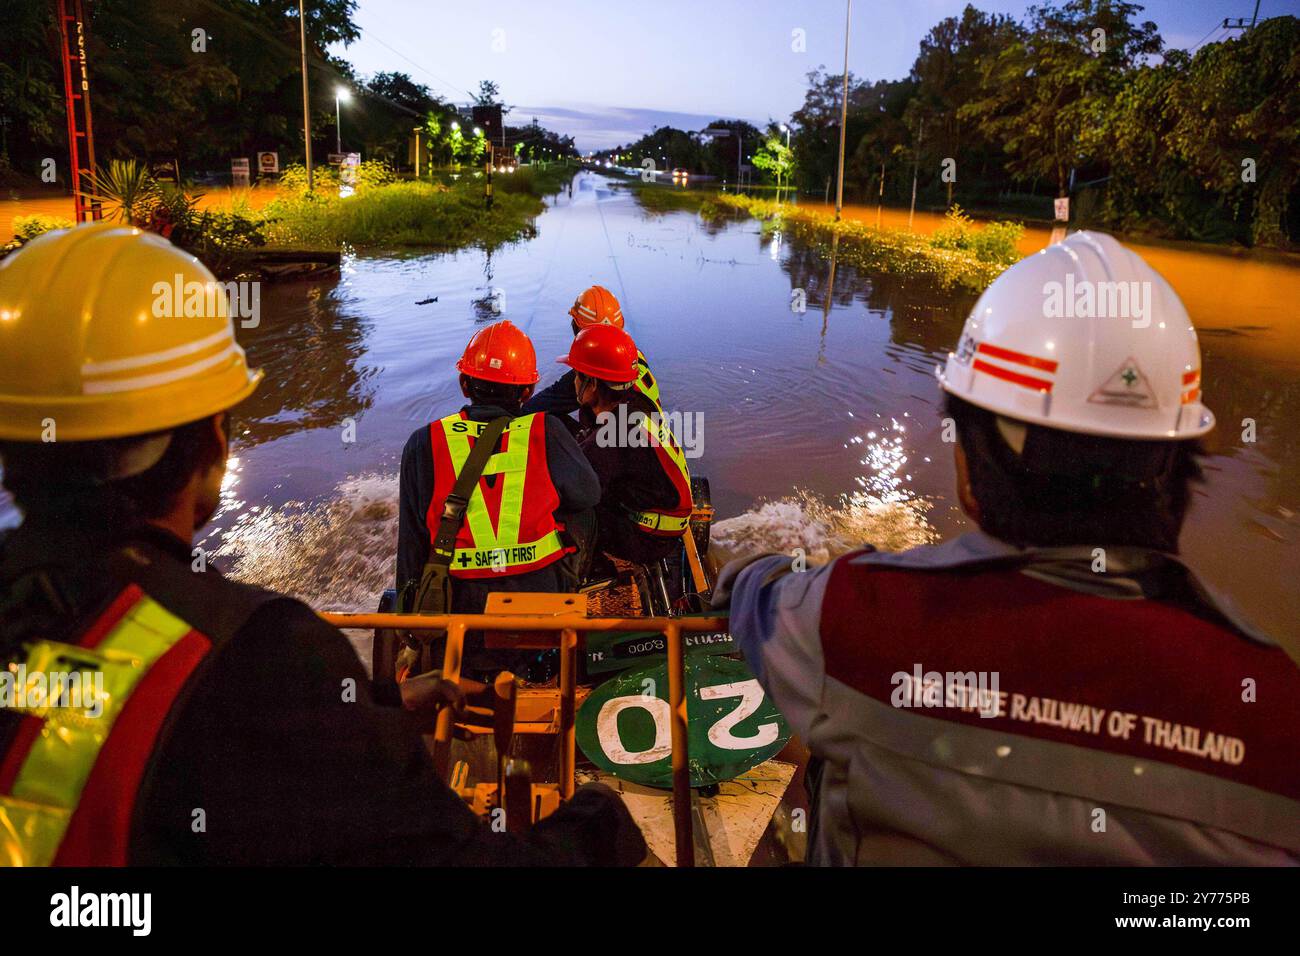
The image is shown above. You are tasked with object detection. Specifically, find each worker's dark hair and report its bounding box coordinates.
[0,416,226,519]
[460,373,531,413]
[574,372,634,407]
[945,394,1202,552]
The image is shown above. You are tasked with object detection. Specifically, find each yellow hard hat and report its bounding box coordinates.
[0,222,262,441]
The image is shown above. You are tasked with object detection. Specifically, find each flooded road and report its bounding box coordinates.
[4,173,1297,649]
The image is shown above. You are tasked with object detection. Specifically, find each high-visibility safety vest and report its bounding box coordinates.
[0,583,214,866]
[624,390,693,538]
[633,350,659,405]
[427,412,570,578]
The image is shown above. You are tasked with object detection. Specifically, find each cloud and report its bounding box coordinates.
[512,102,761,152]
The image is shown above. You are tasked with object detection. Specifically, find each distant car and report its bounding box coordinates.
[672,167,690,184]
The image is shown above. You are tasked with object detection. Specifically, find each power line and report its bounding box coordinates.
[187,0,424,118]
[1186,23,1224,52]
[352,23,478,102]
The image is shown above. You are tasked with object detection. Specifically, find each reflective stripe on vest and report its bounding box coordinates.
[0,584,211,866]
[634,350,660,405]
[431,412,567,578]
[624,396,693,537]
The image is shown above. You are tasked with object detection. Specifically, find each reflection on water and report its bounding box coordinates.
[4,173,1295,649]
[233,279,376,448]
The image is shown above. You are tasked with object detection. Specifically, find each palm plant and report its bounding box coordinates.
[88,159,158,224]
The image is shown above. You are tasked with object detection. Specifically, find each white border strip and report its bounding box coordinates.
[81,327,233,376]
[82,344,239,394]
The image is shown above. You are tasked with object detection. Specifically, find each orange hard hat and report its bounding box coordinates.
[457,320,539,385]
[568,284,624,329]
[558,324,638,383]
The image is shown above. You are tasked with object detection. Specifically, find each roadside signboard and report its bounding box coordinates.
[257,151,279,175]
[231,157,250,187]
[151,160,179,184]
[576,655,790,789]
[1054,196,1070,221]
[327,152,346,165]
[340,152,360,187]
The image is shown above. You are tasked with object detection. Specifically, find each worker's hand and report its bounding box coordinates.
[398,670,466,719]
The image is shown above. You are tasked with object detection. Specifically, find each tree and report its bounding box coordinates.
[751,123,793,187]
[906,5,1022,205]
[1167,17,1299,246]
[959,0,1160,196]
[0,0,64,173]
[353,72,441,165]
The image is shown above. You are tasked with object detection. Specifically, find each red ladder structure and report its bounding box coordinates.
[55,0,102,222]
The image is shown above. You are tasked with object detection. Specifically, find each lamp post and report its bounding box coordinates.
[335,87,350,155]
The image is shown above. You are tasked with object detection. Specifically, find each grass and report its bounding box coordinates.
[2,162,576,265]
[625,182,710,215]
[702,194,1025,292]
[260,164,572,250]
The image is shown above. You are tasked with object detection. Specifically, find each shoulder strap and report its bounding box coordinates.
[429,415,512,568]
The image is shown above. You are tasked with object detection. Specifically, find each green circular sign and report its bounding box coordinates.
[576,655,790,789]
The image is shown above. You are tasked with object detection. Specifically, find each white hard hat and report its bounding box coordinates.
[938,231,1213,440]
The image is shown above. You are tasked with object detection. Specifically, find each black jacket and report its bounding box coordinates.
[521,370,580,418]
[0,489,644,865]
[580,392,683,565]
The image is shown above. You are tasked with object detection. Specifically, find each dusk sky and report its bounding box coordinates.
[332,0,1297,150]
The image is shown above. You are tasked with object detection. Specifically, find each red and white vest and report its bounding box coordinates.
[427,412,570,578]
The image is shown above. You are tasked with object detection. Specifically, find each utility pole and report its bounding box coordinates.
[1221,1,1263,34]
[834,0,852,220]
[298,0,313,191]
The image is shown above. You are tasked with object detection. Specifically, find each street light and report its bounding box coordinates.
[335,87,350,154]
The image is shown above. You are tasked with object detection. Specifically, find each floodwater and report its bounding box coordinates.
[3,173,1297,650]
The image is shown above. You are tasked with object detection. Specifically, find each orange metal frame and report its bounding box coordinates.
[322,608,729,867]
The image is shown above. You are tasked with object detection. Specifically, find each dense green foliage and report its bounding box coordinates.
[598,3,1297,247]
[0,1,574,181]
[706,194,1023,292]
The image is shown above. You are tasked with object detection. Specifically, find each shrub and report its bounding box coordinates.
[12,213,76,241]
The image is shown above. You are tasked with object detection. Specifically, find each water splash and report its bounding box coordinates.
[208,472,936,612]
[212,474,399,611]
[711,488,937,567]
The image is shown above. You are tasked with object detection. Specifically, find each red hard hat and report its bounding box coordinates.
[569,285,625,329]
[558,324,638,383]
[457,320,539,385]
